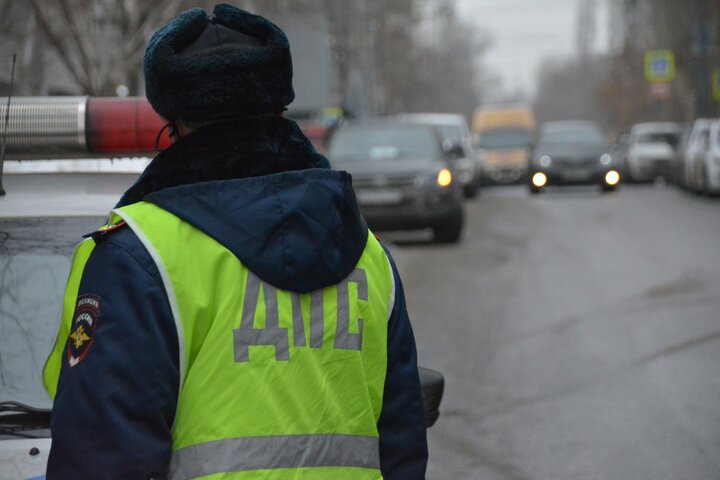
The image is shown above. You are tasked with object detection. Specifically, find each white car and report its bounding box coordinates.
[699,119,720,195]
[625,122,681,182]
[397,113,480,198]
[0,159,146,479]
[682,119,712,192]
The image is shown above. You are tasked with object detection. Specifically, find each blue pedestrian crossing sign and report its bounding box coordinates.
[644,50,675,83]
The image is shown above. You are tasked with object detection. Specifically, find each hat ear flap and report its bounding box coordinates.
[144,8,209,118]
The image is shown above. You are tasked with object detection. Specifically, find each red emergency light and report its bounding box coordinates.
[86,97,171,153]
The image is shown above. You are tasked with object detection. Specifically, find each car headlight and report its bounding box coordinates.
[415,168,453,188]
[600,153,612,166]
[605,170,620,185]
[532,172,548,187]
[539,155,552,167]
[437,168,453,187]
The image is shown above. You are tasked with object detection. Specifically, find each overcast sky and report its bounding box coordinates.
[455,0,609,98]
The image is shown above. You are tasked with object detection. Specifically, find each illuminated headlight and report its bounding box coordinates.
[600,153,613,166]
[539,155,552,168]
[532,172,547,188]
[437,168,453,187]
[605,170,620,185]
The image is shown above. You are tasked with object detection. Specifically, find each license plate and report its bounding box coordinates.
[356,189,402,206]
[562,169,592,181]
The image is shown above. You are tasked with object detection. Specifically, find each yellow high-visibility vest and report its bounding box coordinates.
[45,201,394,479]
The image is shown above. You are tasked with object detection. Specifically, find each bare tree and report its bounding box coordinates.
[251,0,490,117]
[408,0,489,119]
[26,0,198,95]
[2,0,493,117]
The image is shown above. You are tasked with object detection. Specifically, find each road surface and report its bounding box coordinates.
[386,184,720,480]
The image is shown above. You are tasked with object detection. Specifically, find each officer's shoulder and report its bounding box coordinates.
[83,220,160,275]
[84,220,129,243]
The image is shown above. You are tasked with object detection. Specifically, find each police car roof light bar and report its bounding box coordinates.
[0,96,170,160]
[0,53,17,196]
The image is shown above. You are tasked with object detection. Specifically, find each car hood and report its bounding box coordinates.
[0,437,51,480]
[331,158,442,178]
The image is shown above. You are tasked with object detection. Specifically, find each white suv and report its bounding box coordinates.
[625,122,681,182]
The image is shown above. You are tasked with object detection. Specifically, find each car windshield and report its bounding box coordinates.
[636,132,679,147]
[476,128,532,149]
[328,124,440,162]
[435,124,464,145]
[0,216,104,409]
[538,125,606,148]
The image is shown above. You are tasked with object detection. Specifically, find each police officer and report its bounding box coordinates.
[44,4,427,479]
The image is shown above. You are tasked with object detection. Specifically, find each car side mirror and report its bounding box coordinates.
[418,366,444,427]
[443,140,465,159]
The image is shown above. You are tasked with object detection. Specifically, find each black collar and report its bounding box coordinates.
[116,116,329,207]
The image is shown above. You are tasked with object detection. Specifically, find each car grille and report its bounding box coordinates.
[351,173,418,189]
[556,157,597,169]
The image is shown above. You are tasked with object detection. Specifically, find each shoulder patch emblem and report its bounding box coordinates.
[66,295,101,367]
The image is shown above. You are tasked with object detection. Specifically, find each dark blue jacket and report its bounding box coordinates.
[47,117,427,479]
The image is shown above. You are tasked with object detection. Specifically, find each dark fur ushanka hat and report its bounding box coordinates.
[143,3,294,121]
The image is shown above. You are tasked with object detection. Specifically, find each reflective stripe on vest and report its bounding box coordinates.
[43,237,96,398]
[170,433,379,479]
[114,201,393,479]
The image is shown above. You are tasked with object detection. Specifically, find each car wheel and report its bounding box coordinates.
[624,167,635,184]
[529,186,542,195]
[463,183,478,199]
[701,165,710,195]
[601,184,616,193]
[433,209,464,244]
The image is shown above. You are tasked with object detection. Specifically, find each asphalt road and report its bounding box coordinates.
[385,184,720,480]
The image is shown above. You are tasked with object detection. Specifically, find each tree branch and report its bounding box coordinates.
[29,0,90,93]
[57,0,97,92]
[122,0,178,62]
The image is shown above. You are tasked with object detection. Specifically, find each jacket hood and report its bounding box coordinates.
[117,117,368,293]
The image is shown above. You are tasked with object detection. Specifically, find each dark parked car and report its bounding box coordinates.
[529,121,621,194]
[327,120,465,243]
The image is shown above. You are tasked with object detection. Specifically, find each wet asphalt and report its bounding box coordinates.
[384,183,720,480]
